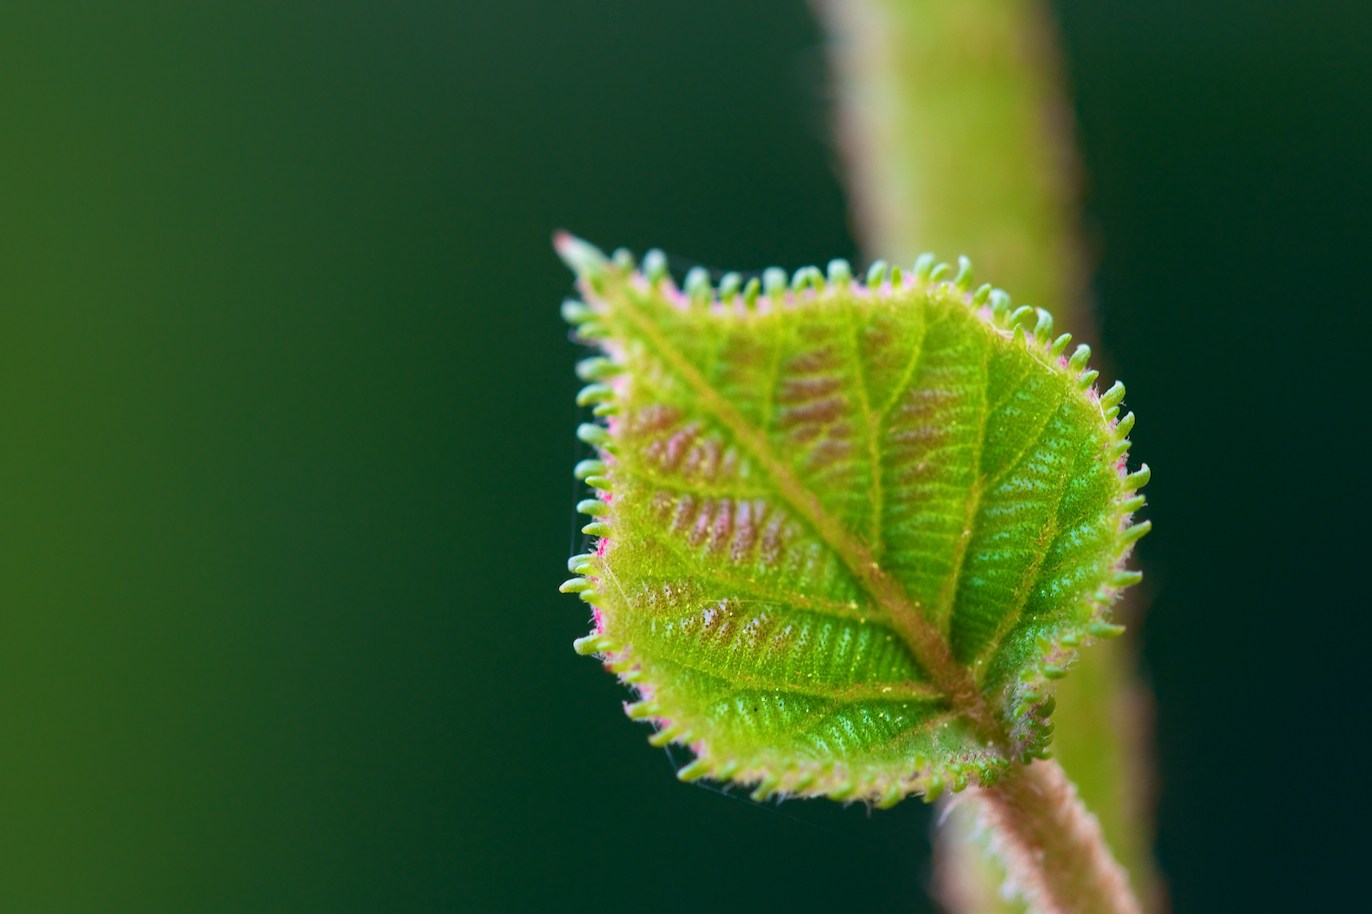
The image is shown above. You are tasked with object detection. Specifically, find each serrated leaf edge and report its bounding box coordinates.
[555,235,1151,803]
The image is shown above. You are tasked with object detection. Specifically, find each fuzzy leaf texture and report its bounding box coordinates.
[555,233,1150,808]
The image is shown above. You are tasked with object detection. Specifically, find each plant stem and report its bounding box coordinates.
[973,760,1141,914]
[814,1,1163,909]
[812,0,1087,334]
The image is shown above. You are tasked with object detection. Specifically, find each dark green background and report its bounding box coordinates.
[0,2,1365,911]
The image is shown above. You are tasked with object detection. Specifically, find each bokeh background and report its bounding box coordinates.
[0,2,1366,911]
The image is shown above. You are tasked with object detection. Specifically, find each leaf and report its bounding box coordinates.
[555,235,1150,807]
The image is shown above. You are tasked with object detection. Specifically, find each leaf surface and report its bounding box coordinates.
[557,237,1149,806]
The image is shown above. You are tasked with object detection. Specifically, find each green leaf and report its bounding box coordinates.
[554,233,1149,806]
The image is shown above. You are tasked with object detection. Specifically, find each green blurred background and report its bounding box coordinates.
[0,2,1366,911]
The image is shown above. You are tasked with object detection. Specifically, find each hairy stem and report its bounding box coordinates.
[813,0,1086,333]
[975,760,1141,914]
[814,0,1161,909]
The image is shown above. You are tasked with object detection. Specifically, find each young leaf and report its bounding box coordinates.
[555,233,1149,806]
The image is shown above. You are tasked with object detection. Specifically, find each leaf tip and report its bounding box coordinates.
[952,255,974,292]
[1110,569,1143,588]
[719,271,742,300]
[647,724,689,748]
[573,634,614,655]
[913,252,936,281]
[552,230,609,278]
[580,520,612,538]
[1120,519,1151,544]
[677,758,713,783]
[1088,621,1127,639]
[750,774,782,801]
[826,258,853,288]
[865,259,889,287]
[763,266,788,299]
[684,266,711,306]
[1123,463,1151,491]
[560,298,594,325]
[642,248,669,284]
[1100,380,1127,410]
